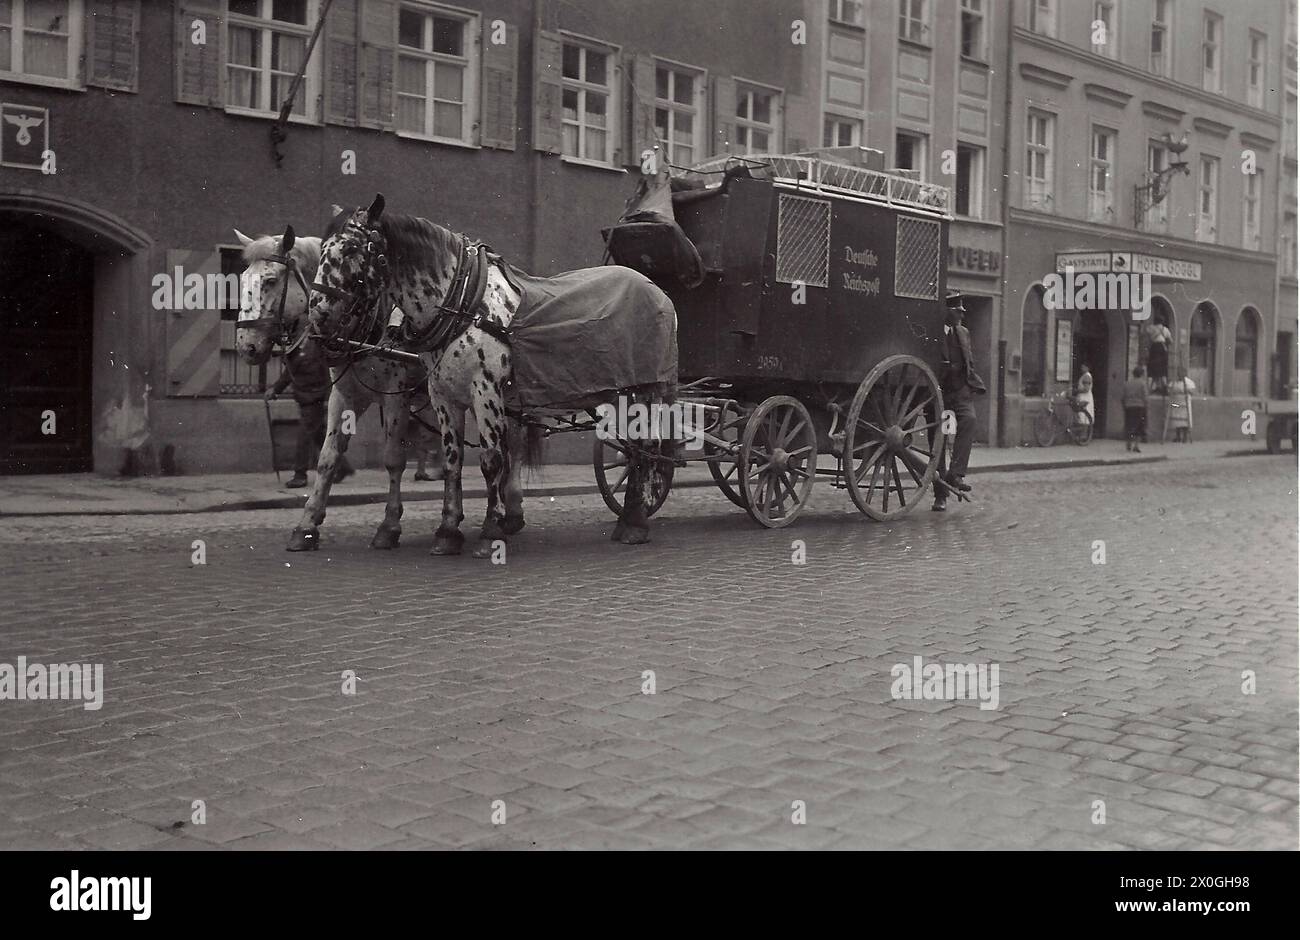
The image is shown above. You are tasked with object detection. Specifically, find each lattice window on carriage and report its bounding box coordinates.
[396,3,478,144]
[226,0,321,122]
[218,247,281,396]
[894,216,940,300]
[0,0,84,89]
[774,195,831,289]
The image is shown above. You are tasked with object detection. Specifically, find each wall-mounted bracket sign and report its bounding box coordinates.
[0,103,50,171]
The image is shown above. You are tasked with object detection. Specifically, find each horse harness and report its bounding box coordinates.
[241,250,315,356]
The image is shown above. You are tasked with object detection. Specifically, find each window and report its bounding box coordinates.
[227,0,319,119]
[955,144,984,217]
[653,63,703,167]
[0,0,84,88]
[1022,286,1049,397]
[1144,141,1169,230]
[895,130,928,178]
[219,248,281,396]
[396,4,476,142]
[1093,0,1117,59]
[830,0,864,27]
[1150,0,1171,76]
[1029,0,1057,38]
[1197,155,1219,242]
[960,0,985,60]
[1089,127,1116,221]
[1282,212,1298,278]
[1243,169,1262,249]
[734,85,779,155]
[1202,12,1222,93]
[1247,31,1266,108]
[1025,109,1054,209]
[561,39,617,163]
[899,0,930,44]
[1234,310,1259,396]
[823,116,861,148]
[1189,303,1216,394]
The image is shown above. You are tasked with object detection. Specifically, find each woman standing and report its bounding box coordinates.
[1145,320,1173,394]
[1167,368,1196,442]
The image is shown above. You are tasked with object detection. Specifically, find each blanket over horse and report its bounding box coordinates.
[500,263,679,410]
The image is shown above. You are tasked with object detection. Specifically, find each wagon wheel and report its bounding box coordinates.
[593,436,674,518]
[705,400,748,508]
[738,396,818,528]
[843,355,943,522]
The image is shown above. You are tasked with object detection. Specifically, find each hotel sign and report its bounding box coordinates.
[1055,251,1201,281]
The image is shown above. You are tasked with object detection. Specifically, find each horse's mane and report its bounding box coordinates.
[326,208,459,277]
[241,232,322,272]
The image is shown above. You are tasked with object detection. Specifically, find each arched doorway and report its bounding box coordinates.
[0,222,94,473]
[1074,309,1110,435]
[1189,302,1218,395]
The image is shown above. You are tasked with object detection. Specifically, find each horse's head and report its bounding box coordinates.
[308,195,389,350]
[234,225,321,365]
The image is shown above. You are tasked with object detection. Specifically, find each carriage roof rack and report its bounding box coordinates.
[679,152,952,217]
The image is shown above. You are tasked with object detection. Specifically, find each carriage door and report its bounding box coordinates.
[0,223,94,473]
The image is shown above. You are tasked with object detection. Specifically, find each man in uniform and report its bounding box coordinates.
[266,341,352,488]
[933,293,986,512]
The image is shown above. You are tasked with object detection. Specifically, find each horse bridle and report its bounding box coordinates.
[308,229,390,357]
[240,251,316,356]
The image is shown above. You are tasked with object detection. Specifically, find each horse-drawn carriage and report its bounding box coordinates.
[597,150,955,527]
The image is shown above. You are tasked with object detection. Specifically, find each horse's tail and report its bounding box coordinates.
[518,421,545,472]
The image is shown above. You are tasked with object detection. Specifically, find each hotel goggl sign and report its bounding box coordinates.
[0,103,53,172]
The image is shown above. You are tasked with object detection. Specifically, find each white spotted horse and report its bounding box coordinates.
[233,225,443,552]
[308,195,676,557]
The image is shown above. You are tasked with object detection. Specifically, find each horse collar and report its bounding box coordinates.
[402,234,498,353]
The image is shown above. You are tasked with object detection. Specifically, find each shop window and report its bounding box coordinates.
[1188,303,1217,395]
[1021,285,1048,397]
[1233,309,1260,396]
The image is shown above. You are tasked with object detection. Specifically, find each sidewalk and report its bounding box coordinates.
[0,439,1277,517]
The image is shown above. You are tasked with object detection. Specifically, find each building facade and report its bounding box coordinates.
[0,0,813,474]
[1004,0,1291,443]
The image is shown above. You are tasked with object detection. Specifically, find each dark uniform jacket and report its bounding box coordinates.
[271,342,331,405]
[941,323,987,402]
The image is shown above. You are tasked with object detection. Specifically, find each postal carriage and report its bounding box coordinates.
[596,149,957,527]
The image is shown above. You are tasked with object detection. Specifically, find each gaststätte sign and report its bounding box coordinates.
[1055,250,1201,281]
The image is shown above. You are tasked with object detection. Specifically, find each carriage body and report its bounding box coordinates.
[669,164,950,394]
[599,153,957,525]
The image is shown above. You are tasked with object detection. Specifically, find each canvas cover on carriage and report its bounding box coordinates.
[503,264,678,410]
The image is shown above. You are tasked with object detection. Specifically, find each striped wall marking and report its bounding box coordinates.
[164,248,223,397]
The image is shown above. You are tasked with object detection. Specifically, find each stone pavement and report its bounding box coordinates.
[0,454,1295,850]
[0,438,1263,517]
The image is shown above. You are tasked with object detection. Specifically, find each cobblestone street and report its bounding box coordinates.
[0,455,1296,850]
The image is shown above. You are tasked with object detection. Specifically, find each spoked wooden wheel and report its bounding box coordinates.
[705,400,748,508]
[843,355,943,521]
[593,436,674,518]
[738,396,817,528]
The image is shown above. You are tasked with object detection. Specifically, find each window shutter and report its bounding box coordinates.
[532,30,564,154]
[480,21,517,150]
[626,52,656,169]
[87,0,140,93]
[164,250,223,398]
[358,0,396,130]
[324,0,359,126]
[711,76,736,157]
[175,1,224,107]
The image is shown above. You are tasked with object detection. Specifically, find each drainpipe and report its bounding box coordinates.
[530,0,545,273]
[995,1,1015,447]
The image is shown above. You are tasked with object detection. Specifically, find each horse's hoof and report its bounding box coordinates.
[617,526,650,545]
[502,514,526,536]
[471,540,498,559]
[369,527,401,549]
[287,528,320,551]
[430,531,464,556]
